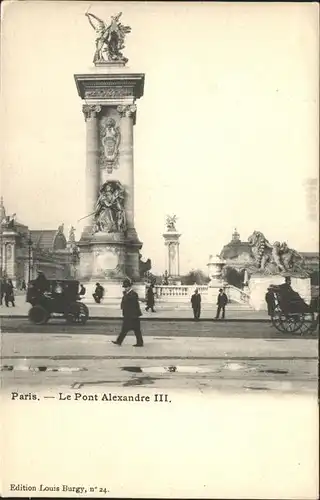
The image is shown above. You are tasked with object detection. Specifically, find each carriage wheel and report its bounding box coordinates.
[65,302,89,325]
[28,305,50,325]
[297,312,316,335]
[271,308,302,333]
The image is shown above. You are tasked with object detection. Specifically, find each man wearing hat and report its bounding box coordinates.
[265,286,275,316]
[215,288,228,320]
[112,279,144,347]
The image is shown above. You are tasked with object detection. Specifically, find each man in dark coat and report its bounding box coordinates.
[145,284,156,312]
[265,287,276,316]
[215,288,228,319]
[191,288,201,320]
[278,276,309,313]
[5,279,15,307]
[93,283,104,303]
[34,271,50,293]
[112,279,143,347]
[0,279,7,306]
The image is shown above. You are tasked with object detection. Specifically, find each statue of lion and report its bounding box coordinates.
[247,230,273,270]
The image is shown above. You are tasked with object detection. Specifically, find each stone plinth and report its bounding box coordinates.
[248,274,311,311]
[74,68,145,285]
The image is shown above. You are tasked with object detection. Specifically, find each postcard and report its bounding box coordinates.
[0,1,319,498]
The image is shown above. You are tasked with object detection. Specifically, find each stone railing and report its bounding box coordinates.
[154,284,252,306]
[226,285,250,304]
[155,285,208,301]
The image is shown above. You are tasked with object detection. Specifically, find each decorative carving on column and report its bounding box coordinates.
[117,104,137,118]
[99,117,121,173]
[82,104,102,121]
[85,87,133,99]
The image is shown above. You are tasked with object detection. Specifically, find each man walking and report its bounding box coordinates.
[191,288,201,320]
[112,279,144,347]
[215,288,228,320]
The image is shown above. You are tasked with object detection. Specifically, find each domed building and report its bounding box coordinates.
[219,229,253,270]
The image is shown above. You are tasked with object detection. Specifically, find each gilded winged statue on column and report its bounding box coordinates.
[86,11,131,64]
[165,215,177,232]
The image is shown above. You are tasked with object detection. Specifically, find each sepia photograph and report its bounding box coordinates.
[0,1,319,498]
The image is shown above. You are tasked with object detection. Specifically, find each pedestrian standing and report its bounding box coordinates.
[191,288,201,320]
[215,288,228,319]
[145,284,156,312]
[265,287,275,316]
[5,279,15,307]
[112,279,143,347]
[93,282,104,304]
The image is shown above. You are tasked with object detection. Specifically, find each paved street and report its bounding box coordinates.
[0,294,269,320]
[0,316,317,338]
[1,318,317,393]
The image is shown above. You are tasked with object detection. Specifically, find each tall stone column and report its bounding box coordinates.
[117,104,137,239]
[82,104,101,233]
[74,71,145,287]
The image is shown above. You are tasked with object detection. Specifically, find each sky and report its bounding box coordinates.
[0,1,319,274]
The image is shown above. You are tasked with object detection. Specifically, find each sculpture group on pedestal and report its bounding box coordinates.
[68,226,76,244]
[247,230,307,275]
[86,11,131,64]
[165,214,177,232]
[93,181,126,234]
[0,198,16,229]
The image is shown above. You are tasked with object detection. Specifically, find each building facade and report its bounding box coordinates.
[0,198,78,286]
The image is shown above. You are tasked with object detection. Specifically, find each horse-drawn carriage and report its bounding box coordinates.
[269,284,319,335]
[26,279,89,325]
